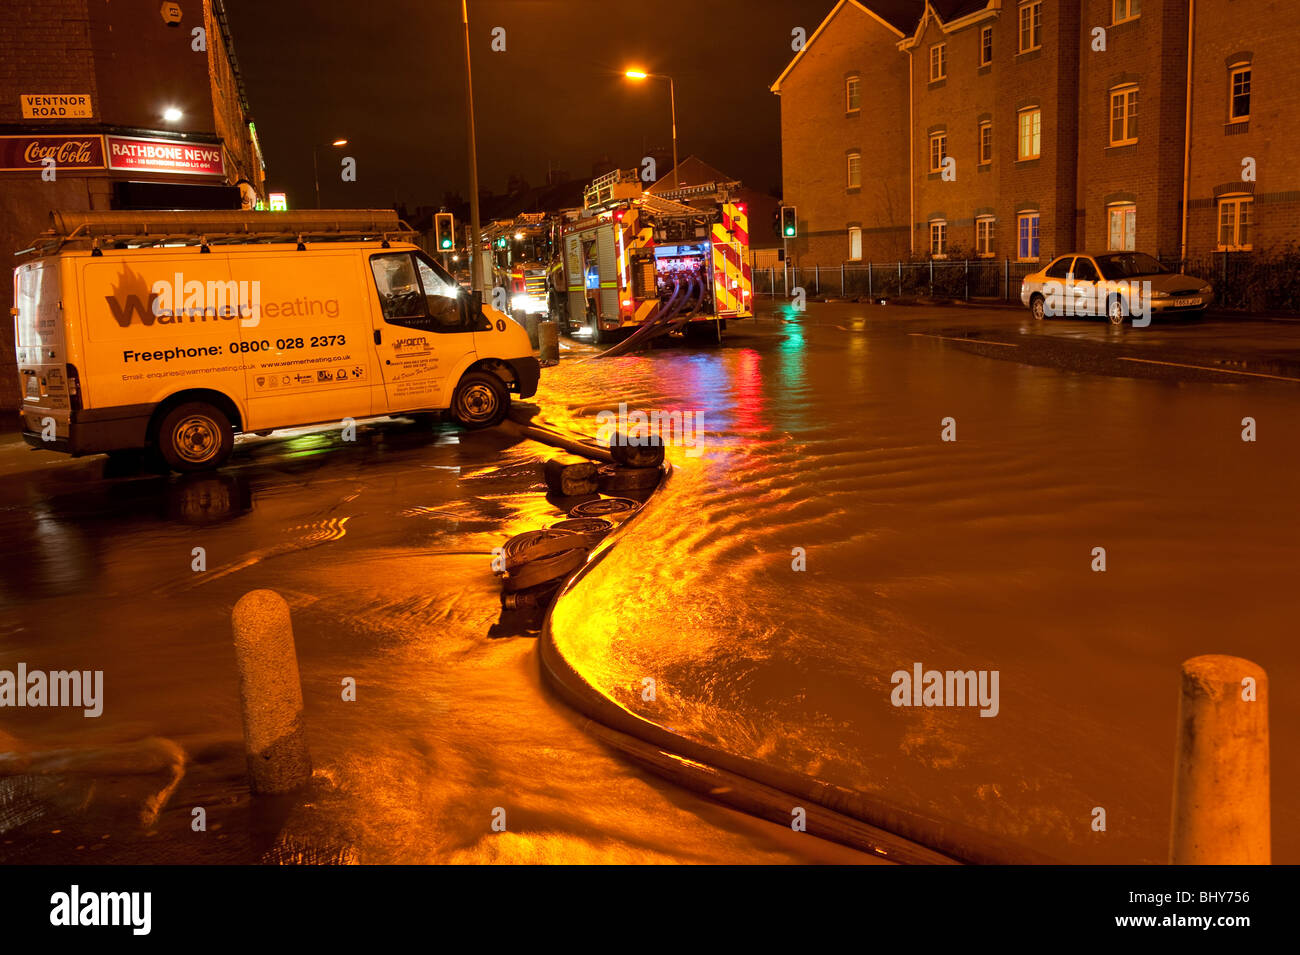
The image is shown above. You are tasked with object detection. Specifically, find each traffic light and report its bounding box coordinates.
[435,212,455,251]
[780,205,797,238]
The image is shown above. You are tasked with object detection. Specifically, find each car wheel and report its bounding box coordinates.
[1107,295,1127,326]
[1030,294,1046,321]
[451,371,509,428]
[156,401,234,473]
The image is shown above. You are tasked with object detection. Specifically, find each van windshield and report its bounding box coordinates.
[415,252,460,298]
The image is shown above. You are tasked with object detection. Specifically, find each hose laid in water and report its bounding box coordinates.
[595,275,689,359]
[500,528,589,591]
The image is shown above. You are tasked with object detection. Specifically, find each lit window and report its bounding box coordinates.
[1113,0,1140,23]
[980,26,993,66]
[1018,107,1041,160]
[930,220,947,257]
[976,217,996,257]
[1229,65,1251,122]
[930,43,947,82]
[1019,1,1042,53]
[978,121,993,164]
[1018,212,1040,260]
[846,76,861,112]
[847,151,861,189]
[1107,203,1136,251]
[848,226,863,261]
[1109,85,1139,145]
[1218,196,1253,250]
[929,133,947,173]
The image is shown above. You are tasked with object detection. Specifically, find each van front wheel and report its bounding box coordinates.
[451,372,509,429]
[157,401,234,472]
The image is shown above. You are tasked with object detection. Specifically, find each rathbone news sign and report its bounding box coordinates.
[105,135,225,176]
[0,134,105,171]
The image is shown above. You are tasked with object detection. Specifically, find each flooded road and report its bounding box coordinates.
[2,300,1295,864]
[0,400,869,864]
[548,303,1300,864]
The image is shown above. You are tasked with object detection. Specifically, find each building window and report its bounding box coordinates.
[846,76,861,113]
[978,121,993,164]
[848,227,863,261]
[1018,212,1040,260]
[1229,64,1251,122]
[1019,1,1042,53]
[980,26,993,66]
[976,217,996,257]
[1107,203,1136,251]
[930,43,947,81]
[846,151,861,189]
[1018,107,1041,160]
[1218,195,1253,250]
[1113,0,1140,23]
[1110,85,1139,145]
[930,220,947,258]
[929,133,947,173]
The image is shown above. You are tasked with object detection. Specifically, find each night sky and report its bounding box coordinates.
[222,0,837,209]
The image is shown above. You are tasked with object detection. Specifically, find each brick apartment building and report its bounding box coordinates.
[773,0,1298,272]
[0,0,265,403]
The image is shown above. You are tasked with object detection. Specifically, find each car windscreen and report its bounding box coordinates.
[1095,253,1170,280]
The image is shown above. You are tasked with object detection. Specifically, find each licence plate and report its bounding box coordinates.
[1174,297,1201,307]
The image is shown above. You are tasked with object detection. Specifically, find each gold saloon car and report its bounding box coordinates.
[1021,252,1214,325]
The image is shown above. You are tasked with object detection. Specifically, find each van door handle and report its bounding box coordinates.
[373,329,381,345]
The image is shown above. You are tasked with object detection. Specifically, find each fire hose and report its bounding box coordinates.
[595,275,691,359]
[499,528,589,592]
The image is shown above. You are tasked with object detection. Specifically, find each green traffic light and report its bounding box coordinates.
[785,227,795,236]
[441,239,452,248]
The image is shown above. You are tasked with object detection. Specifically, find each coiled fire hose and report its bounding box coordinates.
[499,528,589,592]
[549,517,614,548]
[567,497,640,521]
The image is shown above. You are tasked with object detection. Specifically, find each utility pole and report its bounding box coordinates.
[462,0,483,296]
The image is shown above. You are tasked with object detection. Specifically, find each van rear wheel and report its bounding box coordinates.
[451,372,508,429]
[156,401,234,472]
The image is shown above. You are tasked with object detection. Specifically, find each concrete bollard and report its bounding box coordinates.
[1170,654,1269,864]
[524,312,541,349]
[231,589,312,795]
[538,321,559,365]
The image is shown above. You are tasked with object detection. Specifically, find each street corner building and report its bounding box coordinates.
[771,0,1298,275]
[0,0,267,403]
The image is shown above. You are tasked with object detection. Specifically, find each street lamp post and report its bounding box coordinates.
[462,0,484,296]
[624,70,678,189]
[313,138,348,209]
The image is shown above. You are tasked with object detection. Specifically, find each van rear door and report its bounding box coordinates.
[14,259,71,443]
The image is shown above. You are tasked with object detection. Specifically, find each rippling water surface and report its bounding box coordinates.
[547,307,1299,863]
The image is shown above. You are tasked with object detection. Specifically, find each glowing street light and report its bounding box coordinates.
[624,68,678,189]
[313,138,349,208]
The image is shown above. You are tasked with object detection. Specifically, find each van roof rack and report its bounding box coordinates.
[21,209,417,256]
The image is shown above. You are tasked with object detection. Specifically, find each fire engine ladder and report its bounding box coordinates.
[21,209,417,255]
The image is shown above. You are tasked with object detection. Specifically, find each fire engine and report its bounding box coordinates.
[551,169,752,345]
[483,214,553,321]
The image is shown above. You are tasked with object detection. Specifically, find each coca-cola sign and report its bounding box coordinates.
[0,134,105,171]
[105,135,225,177]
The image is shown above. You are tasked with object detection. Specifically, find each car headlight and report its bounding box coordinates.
[1152,290,1171,299]
[1200,285,1213,296]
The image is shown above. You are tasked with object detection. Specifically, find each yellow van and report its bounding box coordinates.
[13,210,539,471]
